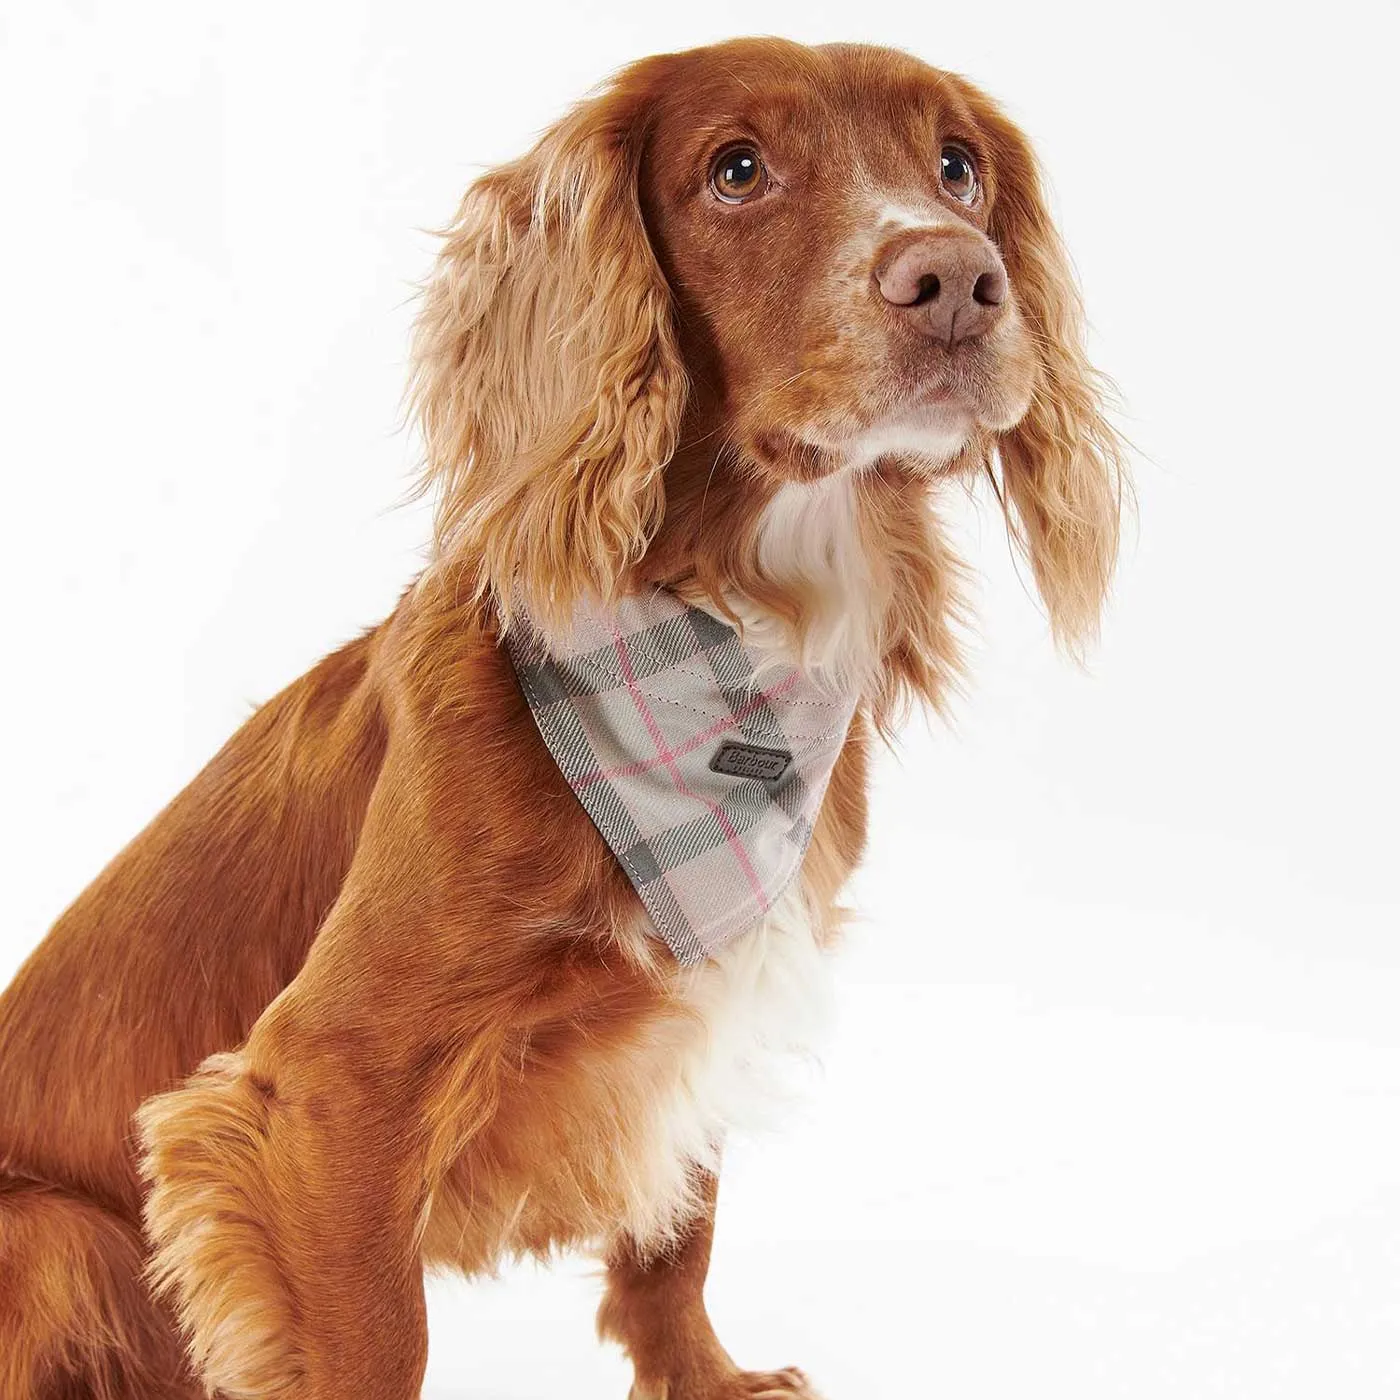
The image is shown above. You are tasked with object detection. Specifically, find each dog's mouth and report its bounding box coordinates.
[904,342,999,406]
[882,349,1031,443]
[740,338,1028,483]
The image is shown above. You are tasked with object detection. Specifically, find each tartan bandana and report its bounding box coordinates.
[505,590,860,965]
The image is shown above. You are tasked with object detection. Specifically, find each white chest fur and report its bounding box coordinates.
[605,878,835,1251]
[732,471,890,694]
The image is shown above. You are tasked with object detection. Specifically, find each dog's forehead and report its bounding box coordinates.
[641,41,966,165]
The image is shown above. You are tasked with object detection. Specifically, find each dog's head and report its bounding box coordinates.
[411,38,1125,704]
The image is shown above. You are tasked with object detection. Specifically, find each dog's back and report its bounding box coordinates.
[0,623,388,1396]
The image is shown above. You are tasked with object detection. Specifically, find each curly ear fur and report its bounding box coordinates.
[409,81,687,632]
[985,115,1129,652]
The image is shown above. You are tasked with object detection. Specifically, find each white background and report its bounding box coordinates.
[3,2,1398,1396]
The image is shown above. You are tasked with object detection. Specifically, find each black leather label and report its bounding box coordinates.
[709,740,793,783]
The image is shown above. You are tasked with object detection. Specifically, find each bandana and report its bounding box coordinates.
[505,590,860,965]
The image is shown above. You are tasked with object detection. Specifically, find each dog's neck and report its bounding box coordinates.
[726,471,889,691]
[639,443,962,721]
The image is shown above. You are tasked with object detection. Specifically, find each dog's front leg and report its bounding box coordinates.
[138,982,448,1400]
[598,1169,821,1400]
[137,857,510,1400]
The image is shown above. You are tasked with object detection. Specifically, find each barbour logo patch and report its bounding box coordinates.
[709,740,792,783]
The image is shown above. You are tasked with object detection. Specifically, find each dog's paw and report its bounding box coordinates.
[632,1365,823,1400]
[720,1367,823,1400]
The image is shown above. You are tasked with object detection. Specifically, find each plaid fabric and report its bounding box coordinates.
[505,590,860,965]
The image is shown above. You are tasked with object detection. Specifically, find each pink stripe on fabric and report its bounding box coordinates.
[568,671,802,793]
[610,632,771,916]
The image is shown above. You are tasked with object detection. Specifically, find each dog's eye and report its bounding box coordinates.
[940,145,978,203]
[710,145,767,204]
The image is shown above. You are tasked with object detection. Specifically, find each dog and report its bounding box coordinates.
[0,36,1125,1400]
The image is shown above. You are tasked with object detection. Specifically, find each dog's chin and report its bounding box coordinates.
[854,399,979,472]
[748,400,978,485]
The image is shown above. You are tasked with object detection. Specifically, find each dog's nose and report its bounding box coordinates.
[875,231,1009,344]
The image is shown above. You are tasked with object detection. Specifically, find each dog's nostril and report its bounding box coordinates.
[972,268,1007,307]
[911,274,940,306]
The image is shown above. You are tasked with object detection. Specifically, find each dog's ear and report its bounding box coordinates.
[983,111,1128,653]
[410,82,687,631]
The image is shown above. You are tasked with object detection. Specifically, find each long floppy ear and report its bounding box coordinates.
[409,81,687,631]
[985,116,1129,653]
